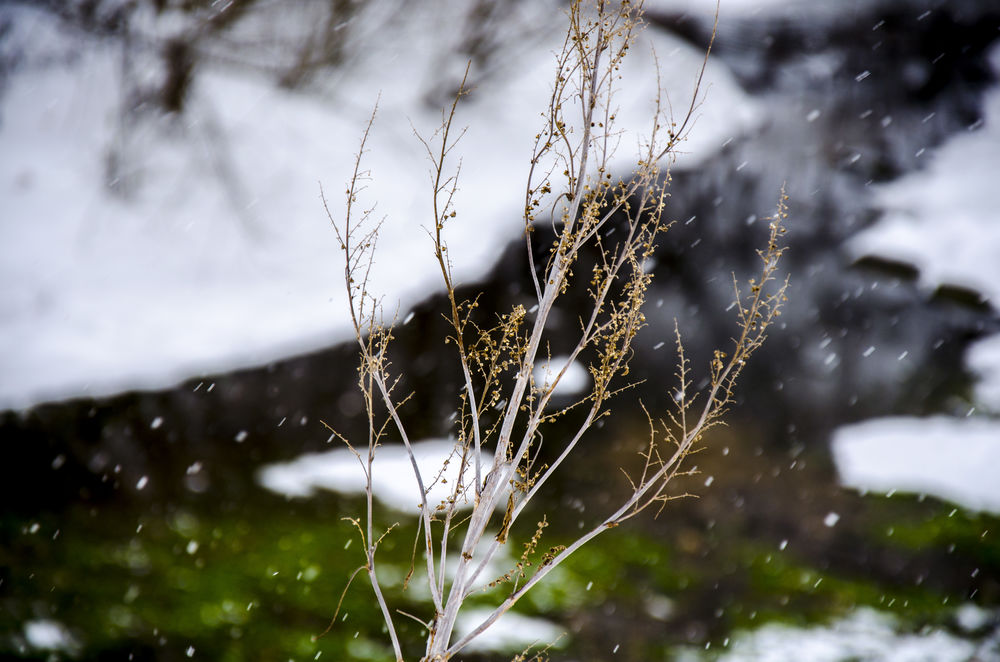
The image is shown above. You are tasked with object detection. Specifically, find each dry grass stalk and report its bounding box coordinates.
[321,1,788,659]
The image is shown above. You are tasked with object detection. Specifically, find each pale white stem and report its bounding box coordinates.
[369,371,444,613]
[368,562,404,662]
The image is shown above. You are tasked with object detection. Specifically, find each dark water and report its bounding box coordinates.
[3,1,1000,660]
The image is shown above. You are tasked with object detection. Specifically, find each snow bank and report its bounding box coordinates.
[0,3,758,410]
[969,335,1000,413]
[704,607,989,662]
[22,620,78,654]
[838,45,1000,511]
[456,608,565,655]
[831,416,1000,514]
[533,354,590,397]
[848,73,1000,305]
[645,0,818,16]
[256,438,489,512]
[847,44,1000,311]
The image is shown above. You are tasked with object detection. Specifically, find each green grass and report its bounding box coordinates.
[4,486,997,661]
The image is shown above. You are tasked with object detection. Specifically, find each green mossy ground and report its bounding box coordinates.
[5,478,995,661]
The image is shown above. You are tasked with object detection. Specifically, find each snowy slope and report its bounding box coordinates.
[834,44,1000,513]
[0,3,759,410]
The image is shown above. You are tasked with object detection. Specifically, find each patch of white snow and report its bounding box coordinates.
[0,2,760,410]
[533,355,590,397]
[257,438,489,512]
[23,620,78,653]
[455,608,565,654]
[832,416,1000,514]
[849,45,1000,305]
[968,335,1000,413]
[707,608,982,662]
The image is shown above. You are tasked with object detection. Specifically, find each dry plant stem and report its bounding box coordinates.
[462,180,669,595]
[326,1,783,660]
[408,61,540,609]
[448,205,788,658]
[457,5,691,598]
[415,62,485,503]
[322,102,438,660]
[432,3,684,653]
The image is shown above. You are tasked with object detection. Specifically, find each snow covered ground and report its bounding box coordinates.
[455,608,565,655]
[848,49,1000,308]
[836,43,1000,515]
[257,437,488,511]
[5,0,996,573]
[969,335,1000,413]
[684,607,1000,662]
[0,2,758,411]
[832,416,1000,514]
[258,438,566,656]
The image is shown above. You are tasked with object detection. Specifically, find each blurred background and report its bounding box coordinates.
[2,0,1000,660]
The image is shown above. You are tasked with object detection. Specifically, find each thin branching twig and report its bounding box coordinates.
[324,2,786,660]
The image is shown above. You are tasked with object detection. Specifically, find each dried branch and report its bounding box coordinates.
[324,1,786,660]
